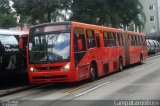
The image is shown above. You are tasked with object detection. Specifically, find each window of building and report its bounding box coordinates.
[150,16,155,21]
[149,4,155,10]
[150,27,156,33]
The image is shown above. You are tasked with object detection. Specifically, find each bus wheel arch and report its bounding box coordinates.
[89,60,98,82]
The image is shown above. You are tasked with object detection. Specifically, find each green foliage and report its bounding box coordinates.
[0,13,17,29]
[13,0,63,25]
[0,0,17,29]
[0,0,11,14]
[12,0,145,31]
[70,0,146,31]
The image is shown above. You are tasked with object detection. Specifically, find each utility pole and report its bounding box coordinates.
[155,30,157,41]
[153,26,157,41]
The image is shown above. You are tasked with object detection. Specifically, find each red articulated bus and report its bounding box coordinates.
[27,21,147,84]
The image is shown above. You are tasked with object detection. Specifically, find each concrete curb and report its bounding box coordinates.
[0,85,40,97]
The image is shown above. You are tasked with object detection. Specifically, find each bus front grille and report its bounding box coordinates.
[33,75,68,79]
[35,66,62,71]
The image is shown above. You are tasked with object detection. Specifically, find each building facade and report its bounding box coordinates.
[139,0,160,41]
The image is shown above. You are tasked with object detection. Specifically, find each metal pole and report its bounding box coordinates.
[154,27,157,41]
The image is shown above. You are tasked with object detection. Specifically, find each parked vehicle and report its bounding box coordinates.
[146,39,160,54]
[0,29,28,72]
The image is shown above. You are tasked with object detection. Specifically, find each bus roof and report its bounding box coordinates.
[0,29,28,36]
[126,31,145,36]
[30,21,146,35]
[30,21,124,32]
[31,21,72,29]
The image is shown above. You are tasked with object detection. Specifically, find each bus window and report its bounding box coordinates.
[128,35,132,46]
[131,35,135,46]
[117,33,121,46]
[113,33,117,46]
[86,30,96,49]
[109,32,114,46]
[103,32,109,47]
[118,33,123,46]
[120,33,124,46]
[74,28,86,66]
[115,33,119,46]
[137,36,140,46]
[142,37,147,46]
[0,35,19,52]
[74,28,86,52]
[140,36,143,46]
[95,33,101,48]
[136,36,139,46]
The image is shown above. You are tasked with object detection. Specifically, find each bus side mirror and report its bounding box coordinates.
[78,39,83,51]
[19,39,23,49]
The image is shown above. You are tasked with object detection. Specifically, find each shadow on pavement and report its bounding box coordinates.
[0,72,29,90]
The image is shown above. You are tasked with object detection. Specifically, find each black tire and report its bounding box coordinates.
[140,54,143,65]
[90,65,96,82]
[119,58,123,71]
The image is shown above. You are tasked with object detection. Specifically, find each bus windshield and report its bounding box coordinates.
[29,32,70,63]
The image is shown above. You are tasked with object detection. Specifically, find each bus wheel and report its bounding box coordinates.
[90,66,96,82]
[140,54,143,65]
[119,58,123,71]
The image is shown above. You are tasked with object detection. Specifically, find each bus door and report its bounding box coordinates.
[74,28,88,80]
[94,32,103,76]
[135,36,141,62]
[86,29,97,62]
[109,32,118,72]
[102,32,110,74]
[132,35,138,63]
[124,32,130,65]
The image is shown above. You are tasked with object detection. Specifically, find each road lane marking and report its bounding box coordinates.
[65,62,158,93]
[64,76,114,93]
[63,84,89,93]
[130,62,158,74]
[74,81,111,97]
[74,61,158,97]
[65,57,159,93]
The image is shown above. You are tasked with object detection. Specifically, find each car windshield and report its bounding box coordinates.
[29,32,70,63]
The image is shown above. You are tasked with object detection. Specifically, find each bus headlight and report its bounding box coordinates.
[61,63,70,71]
[30,67,36,72]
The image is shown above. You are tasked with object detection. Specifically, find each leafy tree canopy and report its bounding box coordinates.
[70,0,146,31]
[0,0,17,29]
[12,0,145,31]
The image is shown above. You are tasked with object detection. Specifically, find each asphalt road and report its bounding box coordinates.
[1,55,160,106]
